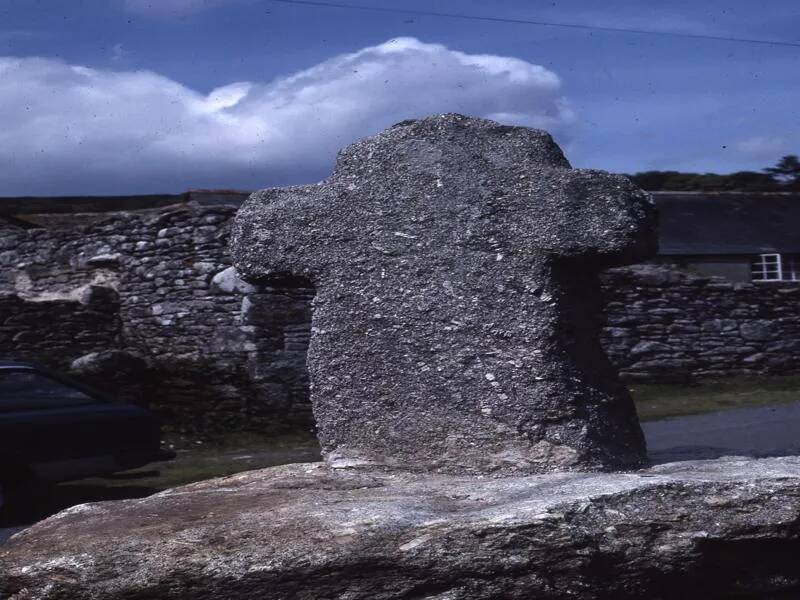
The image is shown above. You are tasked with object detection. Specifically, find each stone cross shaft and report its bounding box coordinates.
[233,114,657,474]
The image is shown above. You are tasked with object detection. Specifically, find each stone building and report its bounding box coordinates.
[1,190,798,431]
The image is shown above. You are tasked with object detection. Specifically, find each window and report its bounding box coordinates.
[752,254,800,282]
[0,370,96,412]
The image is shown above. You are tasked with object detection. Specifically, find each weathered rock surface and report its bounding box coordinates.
[233,114,657,474]
[3,457,800,599]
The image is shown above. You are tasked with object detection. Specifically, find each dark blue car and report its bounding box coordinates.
[0,361,172,511]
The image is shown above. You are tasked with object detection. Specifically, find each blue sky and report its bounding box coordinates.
[0,0,798,195]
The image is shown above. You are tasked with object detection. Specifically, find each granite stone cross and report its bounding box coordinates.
[232,114,657,474]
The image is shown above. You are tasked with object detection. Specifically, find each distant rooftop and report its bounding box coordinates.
[653,192,800,255]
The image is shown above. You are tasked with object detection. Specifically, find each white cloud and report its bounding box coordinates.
[0,38,574,195]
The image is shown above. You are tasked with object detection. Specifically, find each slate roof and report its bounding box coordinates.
[652,192,800,255]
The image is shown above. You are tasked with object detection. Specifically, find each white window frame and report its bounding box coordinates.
[752,253,800,282]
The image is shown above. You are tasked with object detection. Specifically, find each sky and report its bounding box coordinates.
[0,0,798,195]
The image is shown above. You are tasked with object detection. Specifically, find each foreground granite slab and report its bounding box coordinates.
[2,457,800,599]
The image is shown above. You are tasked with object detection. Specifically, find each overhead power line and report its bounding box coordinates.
[268,0,800,49]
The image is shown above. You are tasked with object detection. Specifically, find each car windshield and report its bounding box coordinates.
[0,370,97,412]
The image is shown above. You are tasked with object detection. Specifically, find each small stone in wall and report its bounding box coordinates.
[86,253,121,268]
[630,340,674,356]
[742,352,766,364]
[70,350,148,375]
[210,266,257,295]
[739,320,775,342]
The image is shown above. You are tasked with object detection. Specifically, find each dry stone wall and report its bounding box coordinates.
[1,204,798,432]
[602,265,800,380]
[0,220,124,369]
[0,288,120,368]
[0,204,313,433]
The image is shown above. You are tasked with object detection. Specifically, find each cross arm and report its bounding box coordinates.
[231,185,328,285]
[505,168,656,267]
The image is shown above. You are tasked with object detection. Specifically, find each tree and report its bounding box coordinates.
[628,170,779,192]
[764,155,800,185]
[627,154,800,192]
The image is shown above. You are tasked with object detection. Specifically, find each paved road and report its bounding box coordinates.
[3,401,800,547]
[642,400,800,463]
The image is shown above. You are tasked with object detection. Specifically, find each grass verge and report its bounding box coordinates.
[631,375,800,421]
[63,431,321,494]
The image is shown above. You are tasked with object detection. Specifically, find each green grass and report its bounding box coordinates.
[631,375,800,421]
[65,431,322,493]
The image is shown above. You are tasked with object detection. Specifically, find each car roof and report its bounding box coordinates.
[0,361,36,369]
